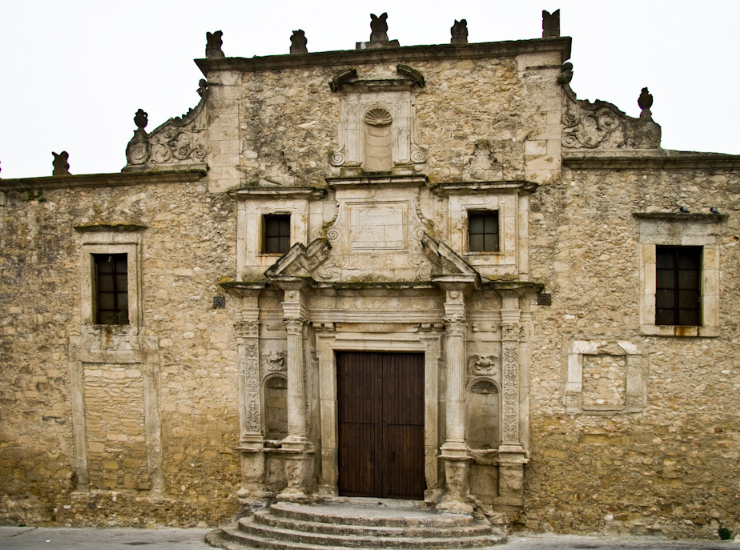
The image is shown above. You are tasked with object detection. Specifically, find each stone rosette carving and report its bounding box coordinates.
[560,72,661,150]
[124,90,208,171]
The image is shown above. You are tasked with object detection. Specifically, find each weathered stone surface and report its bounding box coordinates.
[1,15,739,543]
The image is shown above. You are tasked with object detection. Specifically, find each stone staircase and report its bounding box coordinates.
[206,499,506,549]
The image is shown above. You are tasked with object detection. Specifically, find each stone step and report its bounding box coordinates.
[209,521,505,550]
[240,516,499,548]
[268,502,475,528]
[253,512,494,538]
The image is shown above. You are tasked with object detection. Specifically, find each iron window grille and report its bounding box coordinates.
[655,246,702,326]
[468,211,500,252]
[263,214,291,254]
[93,253,129,325]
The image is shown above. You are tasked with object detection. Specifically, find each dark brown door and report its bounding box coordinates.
[337,352,425,499]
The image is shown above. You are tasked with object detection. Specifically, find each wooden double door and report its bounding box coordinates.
[337,352,426,500]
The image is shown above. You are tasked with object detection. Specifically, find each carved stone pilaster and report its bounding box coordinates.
[234,320,262,445]
[500,322,521,445]
[497,292,529,507]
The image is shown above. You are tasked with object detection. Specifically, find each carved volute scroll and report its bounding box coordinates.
[124,92,209,171]
[560,64,661,150]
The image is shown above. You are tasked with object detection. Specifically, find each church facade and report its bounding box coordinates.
[1,12,739,539]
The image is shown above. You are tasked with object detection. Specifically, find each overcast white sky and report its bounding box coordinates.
[1,1,739,179]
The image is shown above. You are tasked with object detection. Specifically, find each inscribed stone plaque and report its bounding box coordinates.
[349,204,405,250]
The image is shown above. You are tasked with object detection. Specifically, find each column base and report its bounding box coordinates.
[438,453,473,515]
[497,445,528,507]
[276,452,315,503]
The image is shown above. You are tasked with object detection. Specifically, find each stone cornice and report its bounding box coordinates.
[232,187,326,200]
[0,168,208,191]
[563,151,740,170]
[326,174,428,188]
[195,37,572,75]
[633,212,729,223]
[430,180,538,196]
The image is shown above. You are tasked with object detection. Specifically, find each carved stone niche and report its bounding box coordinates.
[467,378,500,450]
[330,83,427,172]
[264,374,288,441]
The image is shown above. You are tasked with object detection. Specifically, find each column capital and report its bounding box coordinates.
[283,317,307,335]
[235,320,260,339]
[443,315,467,337]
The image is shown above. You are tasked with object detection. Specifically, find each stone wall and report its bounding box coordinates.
[522,166,740,538]
[0,179,243,526]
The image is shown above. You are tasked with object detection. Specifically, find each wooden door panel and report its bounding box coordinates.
[337,352,425,500]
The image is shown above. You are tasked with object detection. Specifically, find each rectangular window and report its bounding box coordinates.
[655,246,701,326]
[468,211,499,252]
[264,214,291,254]
[93,253,129,325]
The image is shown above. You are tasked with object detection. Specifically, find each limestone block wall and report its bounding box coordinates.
[523,166,740,538]
[223,51,561,192]
[0,180,243,527]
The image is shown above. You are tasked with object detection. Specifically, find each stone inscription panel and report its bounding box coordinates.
[349,203,406,251]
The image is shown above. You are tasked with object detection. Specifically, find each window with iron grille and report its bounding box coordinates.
[468,211,499,252]
[93,253,129,325]
[263,214,291,254]
[655,246,702,326]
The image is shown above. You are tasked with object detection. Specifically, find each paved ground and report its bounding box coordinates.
[0,526,737,549]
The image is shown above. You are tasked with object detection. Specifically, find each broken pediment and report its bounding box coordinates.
[264,238,331,279]
[421,233,479,279]
[123,86,209,172]
[559,63,661,150]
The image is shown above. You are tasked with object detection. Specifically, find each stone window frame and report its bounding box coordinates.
[448,194,517,272]
[565,340,646,414]
[75,226,144,334]
[634,213,726,337]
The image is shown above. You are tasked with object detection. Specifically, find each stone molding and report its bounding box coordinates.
[565,340,646,414]
[563,152,740,170]
[194,37,572,74]
[0,169,207,191]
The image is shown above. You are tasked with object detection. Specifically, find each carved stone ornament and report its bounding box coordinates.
[542,9,560,38]
[124,91,208,170]
[450,19,468,45]
[206,31,224,58]
[471,380,498,394]
[244,340,261,433]
[52,151,70,176]
[264,350,287,373]
[290,30,308,54]
[331,94,427,168]
[561,77,661,150]
[283,317,306,335]
[501,341,520,443]
[235,320,260,339]
[444,316,467,338]
[468,355,499,376]
[463,140,502,181]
